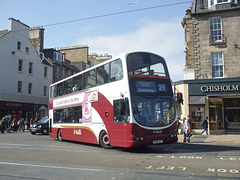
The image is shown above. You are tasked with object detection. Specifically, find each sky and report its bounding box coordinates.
[0,0,193,81]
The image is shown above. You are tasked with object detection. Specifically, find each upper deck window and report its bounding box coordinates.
[127,52,168,77]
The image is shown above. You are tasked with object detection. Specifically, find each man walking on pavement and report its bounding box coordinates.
[201,117,209,135]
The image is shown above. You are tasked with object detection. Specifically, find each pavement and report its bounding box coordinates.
[177,133,240,146]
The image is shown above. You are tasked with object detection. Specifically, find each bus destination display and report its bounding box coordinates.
[135,81,167,93]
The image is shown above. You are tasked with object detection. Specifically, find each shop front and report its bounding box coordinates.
[188,78,240,134]
[0,101,46,120]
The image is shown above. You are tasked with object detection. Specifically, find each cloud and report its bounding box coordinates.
[77,20,185,81]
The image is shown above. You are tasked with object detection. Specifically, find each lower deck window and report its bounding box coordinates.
[54,106,82,123]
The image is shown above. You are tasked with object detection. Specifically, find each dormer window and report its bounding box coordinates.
[209,0,238,7]
[53,51,63,63]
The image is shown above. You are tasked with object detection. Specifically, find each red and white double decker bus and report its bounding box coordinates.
[49,52,178,148]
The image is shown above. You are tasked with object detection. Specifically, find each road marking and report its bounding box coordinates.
[0,161,108,172]
[207,168,239,174]
[157,155,203,160]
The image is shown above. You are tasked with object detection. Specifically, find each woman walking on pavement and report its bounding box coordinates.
[182,117,191,143]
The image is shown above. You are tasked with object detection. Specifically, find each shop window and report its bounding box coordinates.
[190,106,205,129]
[224,98,240,130]
[209,98,223,129]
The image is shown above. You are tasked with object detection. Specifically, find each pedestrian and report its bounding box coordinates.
[1,118,5,133]
[21,118,25,132]
[201,117,209,135]
[182,117,191,143]
[11,118,17,133]
[176,116,181,134]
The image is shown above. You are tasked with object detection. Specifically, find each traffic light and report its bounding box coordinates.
[177,92,184,105]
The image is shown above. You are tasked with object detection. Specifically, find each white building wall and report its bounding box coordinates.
[0,18,53,105]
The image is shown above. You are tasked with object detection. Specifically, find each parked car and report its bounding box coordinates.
[30,117,49,135]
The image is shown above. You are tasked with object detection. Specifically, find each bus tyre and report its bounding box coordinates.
[57,129,63,141]
[99,131,111,149]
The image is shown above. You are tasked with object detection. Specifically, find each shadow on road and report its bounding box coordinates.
[119,142,240,154]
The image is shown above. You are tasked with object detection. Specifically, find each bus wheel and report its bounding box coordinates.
[57,129,63,141]
[99,131,111,149]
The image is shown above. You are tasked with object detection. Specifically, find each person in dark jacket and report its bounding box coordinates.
[201,117,209,135]
[0,118,5,133]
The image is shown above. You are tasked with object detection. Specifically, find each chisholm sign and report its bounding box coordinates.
[201,84,239,92]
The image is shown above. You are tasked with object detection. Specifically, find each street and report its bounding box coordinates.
[0,132,239,180]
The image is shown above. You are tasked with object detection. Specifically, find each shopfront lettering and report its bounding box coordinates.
[6,103,22,107]
[201,85,239,93]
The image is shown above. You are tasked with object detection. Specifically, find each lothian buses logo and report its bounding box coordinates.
[73,129,81,135]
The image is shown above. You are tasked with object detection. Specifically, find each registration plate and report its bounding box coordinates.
[153,140,163,144]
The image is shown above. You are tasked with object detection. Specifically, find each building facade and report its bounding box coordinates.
[89,52,112,66]
[0,18,53,119]
[175,0,240,133]
[43,48,79,83]
[57,45,90,72]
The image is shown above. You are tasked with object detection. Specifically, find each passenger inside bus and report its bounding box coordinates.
[115,67,123,80]
[149,69,154,75]
[72,84,78,92]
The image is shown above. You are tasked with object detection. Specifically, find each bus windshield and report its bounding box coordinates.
[132,96,175,127]
[127,52,175,127]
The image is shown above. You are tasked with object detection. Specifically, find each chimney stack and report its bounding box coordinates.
[29,26,45,52]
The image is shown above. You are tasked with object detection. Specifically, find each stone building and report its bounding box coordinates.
[88,53,112,66]
[174,0,240,134]
[43,48,79,83]
[182,0,240,79]
[57,45,90,72]
[0,18,53,119]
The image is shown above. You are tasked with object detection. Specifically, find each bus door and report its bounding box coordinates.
[110,97,130,147]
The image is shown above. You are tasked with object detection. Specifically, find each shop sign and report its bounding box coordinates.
[6,103,22,107]
[201,84,239,93]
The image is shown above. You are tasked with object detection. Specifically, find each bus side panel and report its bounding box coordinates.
[49,127,58,139]
[107,123,128,147]
[58,126,98,144]
[74,127,98,144]
[92,92,129,147]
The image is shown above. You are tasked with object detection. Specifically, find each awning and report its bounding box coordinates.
[189,96,206,105]
[38,105,47,111]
